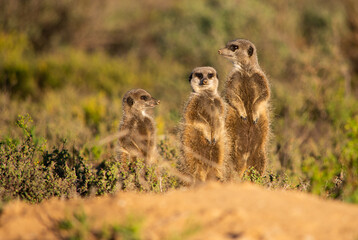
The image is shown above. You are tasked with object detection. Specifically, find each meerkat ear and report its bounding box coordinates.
[126,96,134,107]
[188,72,193,82]
[216,73,219,79]
[248,46,254,57]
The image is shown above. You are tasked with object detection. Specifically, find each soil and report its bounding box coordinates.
[1,182,358,240]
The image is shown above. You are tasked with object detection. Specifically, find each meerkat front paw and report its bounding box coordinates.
[253,113,259,124]
[206,138,216,145]
[239,110,248,120]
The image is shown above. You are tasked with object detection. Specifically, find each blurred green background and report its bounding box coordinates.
[1,0,358,202]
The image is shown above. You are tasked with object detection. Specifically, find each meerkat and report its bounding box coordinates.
[180,66,226,182]
[218,38,270,177]
[117,88,160,164]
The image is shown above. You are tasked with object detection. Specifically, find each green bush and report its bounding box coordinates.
[0,33,133,98]
[301,155,342,198]
[0,115,76,203]
[43,143,95,196]
[242,167,299,191]
[95,157,179,195]
[341,116,358,202]
[0,115,180,203]
[296,115,358,203]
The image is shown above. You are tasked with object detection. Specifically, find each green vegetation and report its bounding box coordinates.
[58,209,91,240]
[58,210,144,240]
[167,220,202,240]
[1,0,358,204]
[0,115,178,203]
[57,210,199,240]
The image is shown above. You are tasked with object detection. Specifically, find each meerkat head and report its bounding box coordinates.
[218,38,258,71]
[122,88,160,114]
[188,67,219,95]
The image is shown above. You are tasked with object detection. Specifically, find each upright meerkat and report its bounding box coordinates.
[218,38,270,176]
[180,66,226,182]
[117,88,160,164]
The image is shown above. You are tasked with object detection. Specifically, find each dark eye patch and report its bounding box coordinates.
[229,44,238,52]
[127,96,134,106]
[195,73,203,79]
[248,45,254,57]
[208,73,214,79]
[140,95,148,101]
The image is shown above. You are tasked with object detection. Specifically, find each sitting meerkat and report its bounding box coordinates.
[180,66,226,182]
[117,88,160,164]
[218,38,270,177]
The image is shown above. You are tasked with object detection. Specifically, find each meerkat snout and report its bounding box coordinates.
[147,97,160,108]
[200,79,208,85]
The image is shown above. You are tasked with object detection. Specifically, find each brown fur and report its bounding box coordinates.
[219,39,270,176]
[117,88,160,165]
[180,67,226,183]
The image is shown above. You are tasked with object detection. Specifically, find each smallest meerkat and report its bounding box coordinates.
[117,88,160,164]
[180,66,226,183]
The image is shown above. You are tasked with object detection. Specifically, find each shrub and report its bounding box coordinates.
[341,116,358,202]
[242,167,299,191]
[0,115,181,203]
[43,143,95,196]
[0,115,76,203]
[296,115,358,202]
[95,157,179,195]
[301,155,342,198]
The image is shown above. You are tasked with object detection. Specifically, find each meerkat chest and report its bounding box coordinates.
[211,98,224,113]
[231,73,258,103]
[139,117,154,134]
[132,117,154,136]
[198,97,223,121]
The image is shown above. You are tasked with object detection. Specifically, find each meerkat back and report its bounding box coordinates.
[218,39,271,177]
[180,66,226,183]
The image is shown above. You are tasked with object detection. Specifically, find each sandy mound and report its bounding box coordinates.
[1,182,358,239]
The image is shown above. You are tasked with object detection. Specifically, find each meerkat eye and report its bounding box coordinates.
[229,44,238,52]
[140,95,148,101]
[208,73,214,79]
[195,73,203,79]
